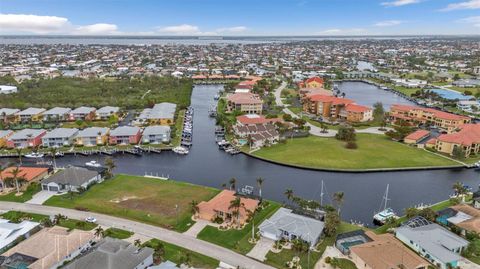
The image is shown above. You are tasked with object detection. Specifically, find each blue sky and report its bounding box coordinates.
[0,0,479,35]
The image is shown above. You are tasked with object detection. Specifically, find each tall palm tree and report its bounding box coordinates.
[104,157,115,178]
[256,177,265,198]
[284,189,294,201]
[190,200,199,216]
[229,197,244,226]
[453,182,467,202]
[0,166,5,191]
[94,226,105,238]
[333,192,345,215]
[9,167,24,194]
[15,148,23,165]
[134,239,142,248]
[50,147,58,169]
[229,177,237,191]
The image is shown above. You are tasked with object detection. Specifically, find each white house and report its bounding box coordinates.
[42,128,79,147]
[0,85,18,94]
[142,125,171,144]
[0,219,39,252]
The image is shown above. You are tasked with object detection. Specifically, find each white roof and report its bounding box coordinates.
[43,107,72,115]
[16,107,46,116]
[43,128,79,139]
[143,125,171,135]
[77,127,109,137]
[10,129,45,140]
[0,219,39,250]
[0,108,20,116]
[0,130,13,139]
[110,126,140,136]
[138,103,176,120]
[71,106,96,114]
[97,106,120,114]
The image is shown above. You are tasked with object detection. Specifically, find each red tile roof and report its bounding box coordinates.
[198,190,259,223]
[345,103,371,113]
[308,94,354,105]
[1,166,48,182]
[227,93,263,105]
[236,114,281,125]
[405,130,430,141]
[437,124,480,146]
[306,76,324,85]
[391,104,470,121]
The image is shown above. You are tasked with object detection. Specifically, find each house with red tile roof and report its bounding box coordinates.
[303,94,372,122]
[236,114,281,126]
[404,130,431,145]
[343,104,373,122]
[389,105,471,133]
[434,124,480,157]
[197,190,259,226]
[226,93,263,114]
[0,166,49,191]
[304,77,324,88]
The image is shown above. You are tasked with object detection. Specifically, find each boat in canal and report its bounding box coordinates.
[24,152,45,159]
[373,184,397,225]
[85,160,102,168]
[173,146,189,155]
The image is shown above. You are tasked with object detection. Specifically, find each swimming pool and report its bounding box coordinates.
[430,89,474,101]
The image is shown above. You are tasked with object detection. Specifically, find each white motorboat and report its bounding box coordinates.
[172,146,189,155]
[85,160,102,167]
[24,152,44,158]
[373,184,398,225]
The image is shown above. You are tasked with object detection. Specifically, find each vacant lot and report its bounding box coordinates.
[253,134,458,170]
[44,174,219,232]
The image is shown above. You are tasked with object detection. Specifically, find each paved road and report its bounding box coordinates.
[273,82,392,137]
[0,202,274,269]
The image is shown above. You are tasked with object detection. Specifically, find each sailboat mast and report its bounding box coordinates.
[384,184,389,211]
[320,180,324,207]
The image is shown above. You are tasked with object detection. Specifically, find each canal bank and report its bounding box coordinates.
[6,83,480,227]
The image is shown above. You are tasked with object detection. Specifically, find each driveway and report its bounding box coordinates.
[0,202,273,269]
[246,237,274,262]
[183,219,210,237]
[26,190,56,205]
[315,246,348,269]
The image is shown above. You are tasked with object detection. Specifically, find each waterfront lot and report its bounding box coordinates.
[44,174,219,232]
[252,134,458,170]
[197,201,281,254]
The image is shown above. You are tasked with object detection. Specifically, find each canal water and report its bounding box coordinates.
[36,83,480,226]
[337,81,414,109]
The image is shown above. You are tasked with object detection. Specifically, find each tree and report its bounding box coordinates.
[0,166,5,191]
[15,148,23,165]
[104,157,116,178]
[419,208,436,222]
[452,146,466,160]
[53,214,66,225]
[320,122,328,133]
[190,200,199,216]
[134,239,142,248]
[229,177,237,191]
[152,241,165,264]
[453,181,468,202]
[333,192,345,215]
[94,226,105,238]
[50,147,58,169]
[40,217,53,227]
[324,211,341,236]
[284,189,294,201]
[335,126,356,142]
[373,102,385,122]
[256,177,265,198]
[229,197,244,226]
[405,207,420,219]
[9,167,25,194]
[282,114,293,122]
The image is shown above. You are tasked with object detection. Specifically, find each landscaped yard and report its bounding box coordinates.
[0,183,41,203]
[265,222,361,269]
[252,134,459,170]
[197,201,281,254]
[143,239,219,269]
[44,174,219,232]
[1,211,97,231]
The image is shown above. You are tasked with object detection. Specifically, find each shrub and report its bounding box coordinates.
[345,141,358,149]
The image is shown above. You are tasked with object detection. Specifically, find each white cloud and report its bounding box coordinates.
[374,20,404,27]
[75,23,119,35]
[317,28,367,35]
[457,16,480,27]
[381,0,421,7]
[0,14,70,34]
[440,0,480,11]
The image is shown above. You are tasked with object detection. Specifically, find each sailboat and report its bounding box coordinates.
[373,184,397,225]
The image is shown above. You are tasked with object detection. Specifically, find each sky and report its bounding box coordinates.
[0,0,479,35]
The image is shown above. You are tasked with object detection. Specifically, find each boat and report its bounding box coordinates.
[54,152,64,157]
[24,152,44,158]
[85,160,102,167]
[213,94,220,100]
[172,146,189,155]
[373,184,397,225]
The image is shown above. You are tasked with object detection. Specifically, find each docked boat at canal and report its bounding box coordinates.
[373,184,398,225]
[24,152,45,159]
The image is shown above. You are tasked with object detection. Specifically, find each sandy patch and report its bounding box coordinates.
[110,196,138,203]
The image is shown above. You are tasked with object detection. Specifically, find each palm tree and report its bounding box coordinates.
[40,217,53,227]
[104,157,115,178]
[94,226,105,238]
[453,182,467,202]
[333,192,345,215]
[9,167,24,194]
[256,177,265,198]
[190,200,199,216]
[49,147,58,169]
[284,189,294,201]
[0,166,5,191]
[53,214,66,225]
[15,148,23,165]
[152,242,165,263]
[229,197,244,226]
[229,177,236,191]
[134,239,142,248]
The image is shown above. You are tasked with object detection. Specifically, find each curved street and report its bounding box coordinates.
[273,81,392,137]
[0,201,274,269]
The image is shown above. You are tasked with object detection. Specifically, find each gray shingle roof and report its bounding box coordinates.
[15,108,45,116]
[64,237,153,269]
[259,207,324,245]
[110,126,140,136]
[71,106,96,114]
[77,127,109,137]
[0,108,20,116]
[96,106,120,114]
[138,103,176,120]
[42,128,79,139]
[42,167,98,186]
[43,107,72,116]
[143,125,171,136]
[396,218,469,264]
[0,130,13,139]
[10,129,45,140]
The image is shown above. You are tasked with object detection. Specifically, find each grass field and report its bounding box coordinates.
[143,239,220,269]
[104,227,133,239]
[1,211,96,231]
[44,174,219,232]
[0,183,41,203]
[265,222,361,269]
[252,134,458,170]
[197,201,281,254]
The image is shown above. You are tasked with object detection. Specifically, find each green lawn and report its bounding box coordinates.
[252,134,458,170]
[0,183,41,203]
[104,227,133,239]
[44,174,219,232]
[143,239,219,269]
[1,211,96,231]
[265,222,361,269]
[197,201,281,254]
[336,258,358,269]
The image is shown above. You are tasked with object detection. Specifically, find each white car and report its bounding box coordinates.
[85,217,97,223]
